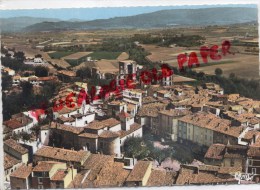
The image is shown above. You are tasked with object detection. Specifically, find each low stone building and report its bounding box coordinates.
[31,161,77,189]
[4,154,22,181]
[4,139,29,164]
[33,146,90,170]
[10,164,33,190]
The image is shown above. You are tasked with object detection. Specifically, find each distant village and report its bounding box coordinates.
[2,45,260,190]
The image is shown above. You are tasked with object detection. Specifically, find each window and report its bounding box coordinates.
[38,178,43,184]
[249,159,253,166]
[252,168,257,174]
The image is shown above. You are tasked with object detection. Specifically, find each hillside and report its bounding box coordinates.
[2,7,258,32]
[0,17,61,32]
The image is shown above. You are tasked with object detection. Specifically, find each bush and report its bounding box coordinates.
[215,68,223,76]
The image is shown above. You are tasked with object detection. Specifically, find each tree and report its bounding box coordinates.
[76,66,92,80]
[215,68,223,76]
[30,125,41,138]
[124,137,150,159]
[229,73,236,79]
[1,73,12,90]
[35,66,49,77]
[20,132,31,143]
[12,133,20,141]
[21,81,33,97]
[14,51,25,62]
[35,54,42,58]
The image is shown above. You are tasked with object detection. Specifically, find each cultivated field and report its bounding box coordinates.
[2,24,258,79]
[61,52,93,60]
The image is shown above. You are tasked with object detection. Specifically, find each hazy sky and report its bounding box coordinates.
[0,4,257,21]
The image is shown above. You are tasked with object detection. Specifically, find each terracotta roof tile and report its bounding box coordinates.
[142,96,157,104]
[51,169,67,181]
[4,139,28,154]
[247,146,260,157]
[50,122,84,134]
[159,109,191,117]
[176,165,237,185]
[4,154,21,170]
[205,144,248,160]
[33,161,62,172]
[147,170,177,186]
[34,146,90,163]
[179,112,244,138]
[57,116,75,123]
[86,118,120,130]
[10,164,33,179]
[117,123,142,138]
[126,161,151,182]
[93,162,130,187]
[137,102,167,117]
[83,154,114,182]
[99,131,119,139]
[3,113,33,130]
[79,133,99,139]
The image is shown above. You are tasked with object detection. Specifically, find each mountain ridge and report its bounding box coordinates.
[1,7,257,32]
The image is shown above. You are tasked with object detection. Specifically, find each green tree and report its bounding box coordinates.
[76,66,92,80]
[35,66,49,77]
[30,125,41,138]
[12,133,20,141]
[20,132,31,143]
[124,137,150,159]
[215,68,223,76]
[14,51,25,62]
[1,73,12,90]
[21,81,33,97]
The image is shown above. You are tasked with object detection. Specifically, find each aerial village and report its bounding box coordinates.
[2,48,260,189]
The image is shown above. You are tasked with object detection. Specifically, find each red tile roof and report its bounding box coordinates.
[50,122,84,134]
[147,170,177,186]
[247,146,260,157]
[10,164,33,179]
[99,131,120,139]
[34,146,90,163]
[3,113,33,130]
[4,154,21,170]
[204,144,226,160]
[117,123,142,138]
[51,169,67,181]
[33,161,62,172]
[86,118,120,130]
[4,139,28,154]
[126,161,151,182]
